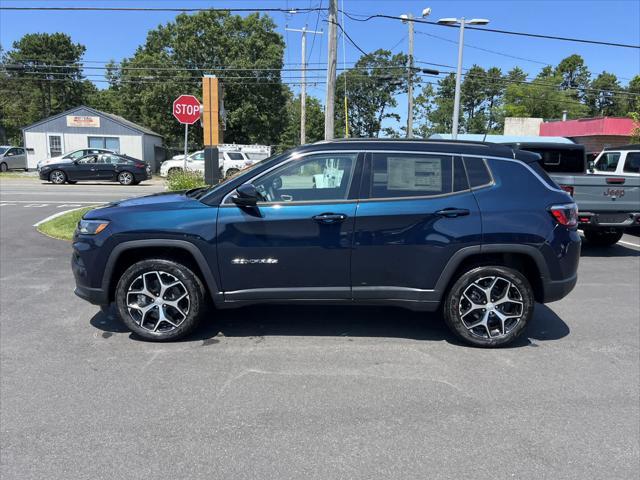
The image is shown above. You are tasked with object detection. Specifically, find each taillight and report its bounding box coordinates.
[559,185,574,196]
[549,203,578,227]
[135,163,145,168]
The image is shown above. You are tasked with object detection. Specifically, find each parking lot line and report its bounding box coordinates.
[33,207,91,227]
[619,240,640,249]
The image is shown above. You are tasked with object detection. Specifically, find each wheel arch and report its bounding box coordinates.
[435,244,549,303]
[103,239,221,303]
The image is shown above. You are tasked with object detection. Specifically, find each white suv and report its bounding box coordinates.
[160,150,255,178]
[590,145,640,176]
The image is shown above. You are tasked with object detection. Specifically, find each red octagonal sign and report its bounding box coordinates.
[173,94,201,124]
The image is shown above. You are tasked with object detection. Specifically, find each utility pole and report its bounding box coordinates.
[451,19,465,140]
[406,14,415,138]
[286,25,322,145]
[324,0,338,140]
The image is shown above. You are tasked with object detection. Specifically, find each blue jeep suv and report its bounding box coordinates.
[72,140,580,347]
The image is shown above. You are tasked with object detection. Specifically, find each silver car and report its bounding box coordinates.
[0,146,28,172]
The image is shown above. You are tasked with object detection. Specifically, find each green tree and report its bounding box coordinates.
[625,75,640,114]
[555,54,591,100]
[412,83,435,138]
[101,11,288,148]
[461,65,488,133]
[279,93,324,148]
[483,67,505,133]
[334,49,409,138]
[427,73,456,134]
[1,33,86,143]
[586,72,626,116]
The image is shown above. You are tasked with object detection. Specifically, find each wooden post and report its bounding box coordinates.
[202,75,223,146]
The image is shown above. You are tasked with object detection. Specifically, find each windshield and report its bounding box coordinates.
[0,147,8,155]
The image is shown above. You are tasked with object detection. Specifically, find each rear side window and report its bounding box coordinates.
[369,153,466,199]
[623,152,640,173]
[463,157,492,188]
[528,161,561,190]
[595,152,620,172]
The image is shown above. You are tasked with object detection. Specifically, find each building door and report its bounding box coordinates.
[48,135,63,157]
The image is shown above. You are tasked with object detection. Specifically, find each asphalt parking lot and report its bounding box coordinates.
[1,177,639,479]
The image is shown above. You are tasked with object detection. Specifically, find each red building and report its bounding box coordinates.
[539,117,636,156]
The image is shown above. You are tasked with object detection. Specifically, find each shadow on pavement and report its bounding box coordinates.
[580,243,640,258]
[90,302,570,349]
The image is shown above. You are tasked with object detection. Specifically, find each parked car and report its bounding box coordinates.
[589,144,640,177]
[36,148,115,171]
[40,152,151,185]
[72,139,580,347]
[160,149,255,178]
[506,142,640,246]
[0,146,28,172]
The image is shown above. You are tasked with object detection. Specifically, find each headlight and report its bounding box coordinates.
[78,219,110,235]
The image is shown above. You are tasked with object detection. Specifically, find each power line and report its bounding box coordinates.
[0,6,328,13]
[341,11,640,49]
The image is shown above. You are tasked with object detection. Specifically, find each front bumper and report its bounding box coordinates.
[578,212,640,229]
[72,240,110,305]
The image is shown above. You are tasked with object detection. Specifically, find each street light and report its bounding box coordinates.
[437,17,490,139]
[402,7,431,138]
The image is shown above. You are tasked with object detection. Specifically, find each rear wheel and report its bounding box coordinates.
[115,259,206,341]
[49,170,66,184]
[117,171,134,185]
[443,266,534,347]
[225,168,240,178]
[0,162,8,172]
[168,167,182,176]
[583,229,623,247]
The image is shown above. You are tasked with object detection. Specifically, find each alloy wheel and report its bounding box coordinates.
[458,276,524,340]
[50,170,65,184]
[119,171,133,185]
[126,271,190,334]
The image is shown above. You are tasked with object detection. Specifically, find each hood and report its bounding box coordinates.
[85,191,209,219]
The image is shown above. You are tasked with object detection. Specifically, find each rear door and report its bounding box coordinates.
[351,152,481,303]
[95,154,119,180]
[217,151,362,300]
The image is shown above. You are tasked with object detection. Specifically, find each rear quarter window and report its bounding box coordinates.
[623,152,640,173]
[463,157,492,188]
[528,161,561,190]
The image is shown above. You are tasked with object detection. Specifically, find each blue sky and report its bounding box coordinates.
[2,0,639,130]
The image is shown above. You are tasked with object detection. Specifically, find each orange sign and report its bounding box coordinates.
[66,115,100,128]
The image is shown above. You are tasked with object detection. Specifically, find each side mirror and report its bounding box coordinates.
[232,183,259,207]
[587,161,595,172]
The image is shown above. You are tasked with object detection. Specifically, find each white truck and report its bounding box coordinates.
[589,145,640,177]
[160,149,255,178]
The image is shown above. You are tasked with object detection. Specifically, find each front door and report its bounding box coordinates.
[217,152,362,300]
[351,152,481,304]
[72,154,100,180]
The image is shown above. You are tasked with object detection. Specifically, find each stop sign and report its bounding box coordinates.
[173,95,201,124]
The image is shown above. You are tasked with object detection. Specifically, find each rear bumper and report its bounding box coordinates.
[542,273,578,303]
[578,212,640,229]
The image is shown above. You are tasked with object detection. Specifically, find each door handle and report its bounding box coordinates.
[312,213,347,224]
[435,208,470,218]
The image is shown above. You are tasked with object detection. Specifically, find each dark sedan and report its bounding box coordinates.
[39,153,152,185]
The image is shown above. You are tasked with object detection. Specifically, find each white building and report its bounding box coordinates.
[22,106,164,170]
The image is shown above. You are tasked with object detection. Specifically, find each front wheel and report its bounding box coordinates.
[117,171,134,185]
[443,266,534,347]
[115,259,206,341]
[49,169,66,184]
[0,162,8,172]
[225,168,240,178]
[583,229,623,247]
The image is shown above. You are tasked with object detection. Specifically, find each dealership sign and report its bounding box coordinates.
[173,95,201,124]
[66,115,100,128]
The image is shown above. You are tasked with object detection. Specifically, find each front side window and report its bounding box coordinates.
[252,153,357,203]
[595,152,620,172]
[623,152,640,173]
[369,153,467,199]
[78,155,98,164]
[191,152,204,161]
[66,150,86,160]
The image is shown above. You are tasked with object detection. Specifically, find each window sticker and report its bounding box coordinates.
[387,157,442,191]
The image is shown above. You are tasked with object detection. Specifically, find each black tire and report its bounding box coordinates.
[66,180,77,184]
[225,168,240,178]
[168,168,182,176]
[443,265,534,348]
[0,162,8,172]
[115,259,206,341]
[49,169,66,184]
[583,229,623,247]
[117,170,134,185]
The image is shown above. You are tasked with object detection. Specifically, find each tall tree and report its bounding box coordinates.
[279,93,325,148]
[1,33,86,143]
[99,11,288,148]
[427,73,456,134]
[334,49,409,138]
[555,54,591,100]
[461,65,488,133]
[586,72,626,116]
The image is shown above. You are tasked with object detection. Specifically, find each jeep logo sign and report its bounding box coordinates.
[604,188,625,199]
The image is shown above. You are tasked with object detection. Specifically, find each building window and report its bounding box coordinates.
[48,135,62,156]
[88,136,120,152]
